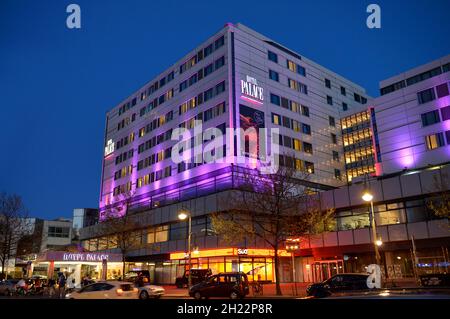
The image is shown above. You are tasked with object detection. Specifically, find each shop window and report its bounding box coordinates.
[375,209,406,226]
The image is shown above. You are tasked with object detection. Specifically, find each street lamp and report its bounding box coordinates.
[362,189,381,266]
[285,238,300,296]
[178,208,192,289]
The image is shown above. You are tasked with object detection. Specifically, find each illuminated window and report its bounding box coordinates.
[272,113,280,125]
[425,132,445,150]
[293,139,301,151]
[287,60,297,72]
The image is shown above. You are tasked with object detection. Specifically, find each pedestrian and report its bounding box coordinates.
[58,273,67,299]
[67,275,75,292]
[47,277,56,298]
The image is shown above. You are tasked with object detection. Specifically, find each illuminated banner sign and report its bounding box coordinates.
[104,139,115,157]
[39,251,123,263]
[240,75,264,105]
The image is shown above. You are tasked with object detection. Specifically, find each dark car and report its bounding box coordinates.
[124,270,150,284]
[306,273,370,298]
[189,272,250,299]
[175,269,212,288]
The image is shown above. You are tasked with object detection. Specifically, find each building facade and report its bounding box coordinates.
[82,23,372,284]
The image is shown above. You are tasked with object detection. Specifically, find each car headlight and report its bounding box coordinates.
[65,293,71,298]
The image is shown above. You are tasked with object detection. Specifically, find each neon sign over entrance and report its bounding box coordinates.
[240,75,264,105]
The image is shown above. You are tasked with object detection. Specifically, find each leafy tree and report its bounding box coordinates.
[211,166,334,296]
[428,173,450,223]
[95,190,141,279]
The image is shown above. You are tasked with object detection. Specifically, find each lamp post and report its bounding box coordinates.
[362,191,382,266]
[178,208,192,289]
[285,238,300,296]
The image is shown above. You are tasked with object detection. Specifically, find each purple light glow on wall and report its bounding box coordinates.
[240,95,263,105]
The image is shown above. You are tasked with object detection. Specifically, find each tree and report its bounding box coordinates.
[0,193,31,278]
[428,173,450,223]
[95,190,141,279]
[211,166,334,296]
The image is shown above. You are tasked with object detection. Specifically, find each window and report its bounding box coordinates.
[325,78,331,88]
[446,131,450,144]
[269,70,279,82]
[301,105,310,117]
[421,110,440,126]
[270,93,280,105]
[204,44,213,57]
[302,123,311,135]
[327,95,333,105]
[334,169,341,179]
[214,35,225,49]
[297,65,306,76]
[406,67,442,86]
[215,81,225,95]
[287,60,296,72]
[342,102,348,111]
[272,113,280,125]
[418,88,436,104]
[303,142,313,154]
[268,51,278,63]
[282,116,291,128]
[425,132,445,150]
[441,105,450,121]
[204,63,213,76]
[331,133,337,144]
[215,56,225,69]
[341,86,346,96]
[329,116,335,127]
[281,97,289,109]
[204,88,214,101]
[293,138,301,151]
[333,151,339,161]
[305,161,314,174]
[436,83,450,98]
[354,93,361,103]
[48,226,70,238]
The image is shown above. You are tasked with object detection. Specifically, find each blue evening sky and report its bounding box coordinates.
[0,0,449,220]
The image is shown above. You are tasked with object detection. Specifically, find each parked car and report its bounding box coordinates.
[65,281,138,299]
[137,285,165,299]
[175,269,212,288]
[306,273,370,298]
[124,270,151,284]
[189,272,250,299]
[419,274,450,287]
[0,279,18,296]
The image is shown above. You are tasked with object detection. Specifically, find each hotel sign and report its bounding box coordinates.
[39,251,123,263]
[240,75,264,104]
[104,139,115,157]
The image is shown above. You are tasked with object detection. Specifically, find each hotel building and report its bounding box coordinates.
[294,56,450,284]
[80,23,372,284]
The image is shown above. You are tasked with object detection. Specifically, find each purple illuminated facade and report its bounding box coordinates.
[98,23,370,217]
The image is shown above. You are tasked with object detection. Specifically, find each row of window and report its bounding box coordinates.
[271,112,311,135]
[418,82,450,105]
[269,93,310,117]
[137,87,175,120]
[180,56,225,92]
[343,128,372,147]
[138,111,174,139]
[115,149,134,165]
[136,166,172,188]
[116,132,135,151]
[114,165,133,181]
[137,128,173,154]
[120,70,175,117]
[278,154,315,174]
[425,130,450,150]
[113,181,132,196]
[341,110,370,131]
[179,35,225,74]
[268,50,306,76]
[287,78,308,94]
[137,147,172,171]
[274,132,313,154]
[180,102,226,129]
[381,63,450,96]
[421,104,450,127]
[117,113,136,131]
